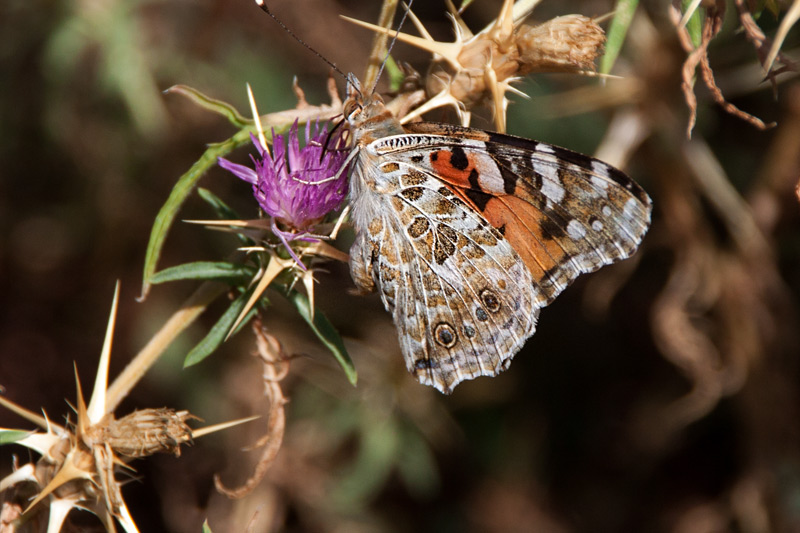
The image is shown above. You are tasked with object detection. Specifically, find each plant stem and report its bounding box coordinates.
[363,0,399,90]
[106,281,227,412]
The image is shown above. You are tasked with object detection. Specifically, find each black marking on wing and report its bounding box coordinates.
[466,168,492,211]
[484,142,518,195]
[450,146,469,171]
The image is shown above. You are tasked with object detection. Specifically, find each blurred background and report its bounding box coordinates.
[1,0,799,531]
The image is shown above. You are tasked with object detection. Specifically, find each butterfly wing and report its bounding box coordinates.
[349,152,538,393]
[348,121,651,392]
[398,122,652,305]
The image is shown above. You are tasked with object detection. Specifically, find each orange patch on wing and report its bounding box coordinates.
[429,149,477,186]
[482,196,568,282]
[435,151,569,283]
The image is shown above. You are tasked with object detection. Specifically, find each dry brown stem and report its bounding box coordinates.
[671,0,772,136]
[214,318,290,498]
[735,0,800,92]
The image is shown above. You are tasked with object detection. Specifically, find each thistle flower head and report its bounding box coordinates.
[218,120,349,234]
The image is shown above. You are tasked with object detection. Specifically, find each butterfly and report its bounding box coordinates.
[341,73,652,394]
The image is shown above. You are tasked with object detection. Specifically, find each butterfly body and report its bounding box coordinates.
[344,79,651,393]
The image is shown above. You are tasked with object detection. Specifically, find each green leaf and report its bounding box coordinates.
[0,429,30,445]
[201,520,213,533]
[282,288,357,386]
[686,11,702,48]
[140,127,256,299]
[600,0,639,74]
[683,0,704,48]
[45,0,167,136]
[396,425,440,499]
[165,85,251,128]
[184,289,256,367]
[384,56,405,93]
[334,417,399,507]
[197,187,243,221]
[196,188,254,245]
[150,261,255,285]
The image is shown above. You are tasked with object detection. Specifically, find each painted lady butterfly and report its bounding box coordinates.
[343,74,652,393]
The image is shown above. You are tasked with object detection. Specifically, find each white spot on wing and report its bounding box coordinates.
[623,197,640,219]
[478,171,505,194]
[591,160,610,179]
[591,176,610,191]
[567,220,587,240]
[592,219,604,231]
[536,143,554,153]
[536,160,565,203]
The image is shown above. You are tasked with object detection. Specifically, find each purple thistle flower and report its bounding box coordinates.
[218,120,349,234]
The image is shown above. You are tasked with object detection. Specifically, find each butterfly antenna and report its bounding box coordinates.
[320,118,346,163]
[369,0,414,94]
[254,0,348,80]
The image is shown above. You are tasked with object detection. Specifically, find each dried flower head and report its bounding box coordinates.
[0,284,254,532]
[345,0,605,132]
[515,15,606,75]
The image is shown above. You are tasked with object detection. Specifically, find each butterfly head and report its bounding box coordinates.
[343,73,404,144]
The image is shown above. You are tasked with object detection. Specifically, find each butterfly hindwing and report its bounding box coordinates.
[349,153,538,393]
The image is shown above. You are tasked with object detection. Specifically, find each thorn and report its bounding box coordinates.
[247,83,270,154]
[192,415,261,439]
[341,15,463,69]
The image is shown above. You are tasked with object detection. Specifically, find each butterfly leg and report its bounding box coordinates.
[349,229,378,295]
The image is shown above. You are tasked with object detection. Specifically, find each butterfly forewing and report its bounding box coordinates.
[383,123,652,304]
